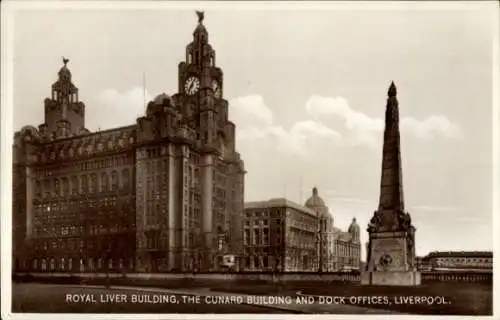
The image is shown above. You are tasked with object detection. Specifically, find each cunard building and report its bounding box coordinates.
[12,12,245,273]
[242,188,361,272]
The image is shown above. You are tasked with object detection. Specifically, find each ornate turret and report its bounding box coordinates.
[194,10,207,39]
[43,57,86,138]
[348,217,360,242]
[53,57,77,102]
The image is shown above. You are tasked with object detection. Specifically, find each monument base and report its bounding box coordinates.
[361,271,421,286]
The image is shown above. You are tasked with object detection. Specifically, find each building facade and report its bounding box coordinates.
[242,188,361,272]
[418,251,493,272]
[12,14,245,273]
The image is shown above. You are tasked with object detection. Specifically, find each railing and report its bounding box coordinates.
[13,269,492,284]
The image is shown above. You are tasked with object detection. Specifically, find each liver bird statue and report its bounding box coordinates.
[62,56,69,66]
[196,10,204,23]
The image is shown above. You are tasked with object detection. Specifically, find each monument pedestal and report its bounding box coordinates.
[361,271,421,286]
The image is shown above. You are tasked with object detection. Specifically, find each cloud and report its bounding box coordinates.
[401,116,462,140]
[304,95,461,147]
[87,87,153,131]
[229,95,341,156]
[230,95,274,127]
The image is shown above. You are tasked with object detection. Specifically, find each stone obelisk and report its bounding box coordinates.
[361,82,421,286]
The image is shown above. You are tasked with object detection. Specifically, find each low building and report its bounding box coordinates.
[420,251,493,272]
[242,188,361,272]
[415,256,432,271]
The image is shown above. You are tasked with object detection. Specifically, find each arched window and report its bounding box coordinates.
[61,258,65,270]
[90,173,98,193]
[54,178,60,195]
[32,258,38,270]
[108,258,113,269]
[81,175,88,193]
[121,169,130,190]
[111,170,118,191]
[97,258,102,270]
[88,258,94,271]
[68,258,73,271]
[79,258,84,272]
[62,177,69,195]
[43,180,51,198]
[71,176,78,194]
[101,172,109,192]
[41,259,47,271]
[34,180,41,197]
[50,258,56,271]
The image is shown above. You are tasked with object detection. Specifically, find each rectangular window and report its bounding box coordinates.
[263,228,269,245]
[244,230,250,245]
[254,229,260,245]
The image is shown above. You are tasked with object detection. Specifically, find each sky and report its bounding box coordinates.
[9,2,497,258]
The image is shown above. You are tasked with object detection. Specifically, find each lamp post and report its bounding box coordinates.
[316,216,323,273]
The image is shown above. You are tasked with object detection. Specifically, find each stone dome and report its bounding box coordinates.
[153,93,173,105]
[305,187,332,219]
[305,187,326,208]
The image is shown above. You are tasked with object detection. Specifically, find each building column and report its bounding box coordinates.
[177,145,189,270]
[201,154,214,270]
[167,144,178,270]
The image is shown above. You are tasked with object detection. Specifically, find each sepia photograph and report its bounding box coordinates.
[1,1,498,319]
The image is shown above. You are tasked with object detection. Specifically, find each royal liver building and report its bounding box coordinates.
[12,12,245,273]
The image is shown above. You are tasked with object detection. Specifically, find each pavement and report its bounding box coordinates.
[78,284,402,314]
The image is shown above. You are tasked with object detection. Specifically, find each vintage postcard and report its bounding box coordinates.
[1,1,498,319]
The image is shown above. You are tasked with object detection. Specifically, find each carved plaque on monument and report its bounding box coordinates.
[373,238,404,270]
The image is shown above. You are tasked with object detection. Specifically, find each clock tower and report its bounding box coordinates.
[170,11,244,271]
[178,10,224,147]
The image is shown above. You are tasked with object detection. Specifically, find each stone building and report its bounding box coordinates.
[419,251,493,272]
[242,188,361,272]
[12,13,245,273]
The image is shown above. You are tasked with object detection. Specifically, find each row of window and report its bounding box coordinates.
[39,145,133,165]
[243,228,273,246]
[245,210,277,218]
[34,197,129,215]
[434,257,492,263]
[32,237,130,251]
[244,220,270,227]
[34,169,132,197]
[52,90,78,103]
[136,146,201,164]
[31,257,130,271]
[33,223,132,238]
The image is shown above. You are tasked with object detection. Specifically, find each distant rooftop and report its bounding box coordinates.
[244,198,317,217]
[425,251,493,258]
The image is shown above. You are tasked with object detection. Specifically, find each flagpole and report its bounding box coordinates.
[143,71,146,113]
[299,175,303,204]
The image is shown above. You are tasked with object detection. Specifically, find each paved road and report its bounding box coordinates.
[12,283,289,313]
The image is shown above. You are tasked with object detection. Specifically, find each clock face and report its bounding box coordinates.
[212,79,221,98]
[185,76,200,96]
